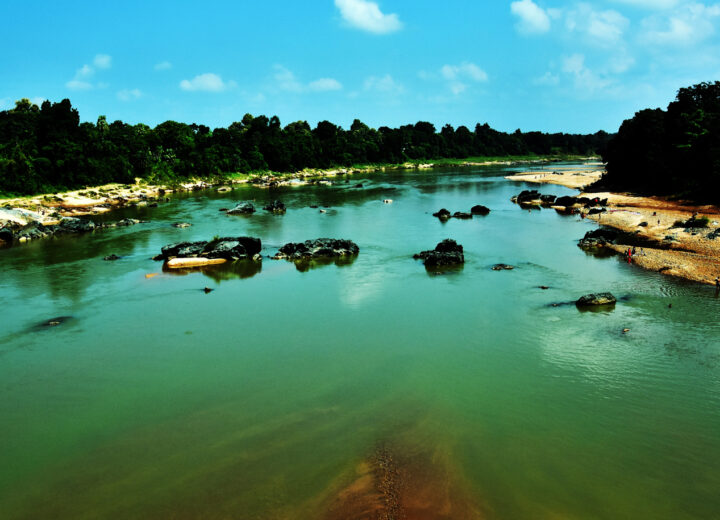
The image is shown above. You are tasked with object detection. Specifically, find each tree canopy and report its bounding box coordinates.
[0,98,611,195]
[600,81,720,201]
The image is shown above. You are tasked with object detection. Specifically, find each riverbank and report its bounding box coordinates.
[0,155,590,223]
[506,168,720,286]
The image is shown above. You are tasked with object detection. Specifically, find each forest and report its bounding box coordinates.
[599,81,720,201]
[0,98,610,195]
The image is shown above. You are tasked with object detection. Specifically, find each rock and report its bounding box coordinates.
[103,254,121,261]
[263,200,287,213]
[587,207,606,215]
[353,183,364,189]
[578,228,618,249]
[227,202,256,215]
[513,190,542,204]
[452,211,473,219]
[539,286,550,290]
[638,221,648,227]
[554,195,578,207]
[433,208,452,221]
[491,263,515,270]
[160,241,207,259]
[383,199,393,204]
[273,238,359,260]
[202,236,262,260]
[540,194,557,205]
[172,222,192,228]
[204,287,214,293]
[470,205,490,215]
[576,293,617,307]
[117,218,140,226]
[56,217,95,234]
[414,239,464,267]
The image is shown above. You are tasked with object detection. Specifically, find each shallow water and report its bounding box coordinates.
[1,163,719,519]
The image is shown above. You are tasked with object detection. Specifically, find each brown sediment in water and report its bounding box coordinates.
[323,444,485,520]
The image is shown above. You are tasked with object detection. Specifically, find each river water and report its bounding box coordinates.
[1,163,719,519]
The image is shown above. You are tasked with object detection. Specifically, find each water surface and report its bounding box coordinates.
[1,163,719,519]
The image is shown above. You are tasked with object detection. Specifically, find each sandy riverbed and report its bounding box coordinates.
[506,168,720,286]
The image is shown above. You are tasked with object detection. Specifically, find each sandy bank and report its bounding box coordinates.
[508,167,720,286]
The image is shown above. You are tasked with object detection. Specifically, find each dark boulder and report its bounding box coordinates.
[433,208,452,221]
[578,228,618,249]
[540,194,557,205]
[576,293,617,307]
[56,217,95,234]
[263,200,287,213]
[103,254,121,261]
[587,207,607,215]
[227,202,256,215]
[513,190,541,203]
[160,241,208,260]
[202,236,262,260]
[414,239,464,267]
[554,195,578,207]
[453,211,473,219]
[470,205,490,215]
[273,238,359,260]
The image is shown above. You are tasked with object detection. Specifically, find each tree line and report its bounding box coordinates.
[599,81,720,202]
[0,98,611,195]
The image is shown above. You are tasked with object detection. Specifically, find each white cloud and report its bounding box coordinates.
[511,0,551,34]
[154,61,172,71]
[274,65,303,92]
[308,78,343,91]
[641,3,720,45]
[66,80,94,91]
[273,66,342,93]
[562,53,611,92]
[117,88,142,101]
[179,73,234,92]
[364,74,403,93]
[533,71,560,85]
[76,64,94,78]
[565,4,629,47]
[334,0,402,34]
[93,54,112,69]
[440,62,488,95]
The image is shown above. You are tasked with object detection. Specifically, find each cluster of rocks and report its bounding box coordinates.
[263,200,286,213]
[1,217,101,245]
[576,293,617,307]
[272,238,359,260]
[155,236,263,262]
[413,239,464,267]
[432,205,490,221]
[227,202,256,215]
[578,228,619,249]
[511,190,608,213]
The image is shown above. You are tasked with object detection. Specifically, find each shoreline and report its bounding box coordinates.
[505,168,720,287]
[0,155,590,223]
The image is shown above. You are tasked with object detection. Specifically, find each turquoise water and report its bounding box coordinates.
[1,164,719,519]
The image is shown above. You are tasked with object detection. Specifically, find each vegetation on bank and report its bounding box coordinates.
[0,98,611,196]
[597,81,720,202]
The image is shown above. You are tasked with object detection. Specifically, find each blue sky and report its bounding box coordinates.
[2,0,719,133]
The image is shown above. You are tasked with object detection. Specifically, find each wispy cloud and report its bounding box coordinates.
[334,0,402,34]
[440,62,488,94]
[364,74,403,93]
[511,0,552,34]
[117,88,142,101]
[562,54,612,93]
[565,4,629,48]
[179,73,235,92]
[640,2,720,46]
[154,61,172,71]
[93,54,112,69]
[274,66,343,93]
[65,55,112,91]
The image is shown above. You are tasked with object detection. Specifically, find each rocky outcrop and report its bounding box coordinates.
[157,236,262,262]
[414,239,464,267]
[273,238,359,260]
[227,202,256,215]
[578,228,618,249]
[470,204,491,215]
[512,190,542,205]
[433,208,451,221]
[576,293,617,307]
[55,217,96,234]
[263,200,287,213]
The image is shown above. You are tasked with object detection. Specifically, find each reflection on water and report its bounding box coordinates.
[1,163,720,519]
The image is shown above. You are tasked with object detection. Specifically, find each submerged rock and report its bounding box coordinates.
[576,293,617,307]
[263,200,287,213]
[117,218,140,226]
[227,202,256,215]
[103,254,121,261]
[492,263,515,270]
[172,222,192,228]
[414,239,465,267]
[452,211,473,220]
[273,238,359,260]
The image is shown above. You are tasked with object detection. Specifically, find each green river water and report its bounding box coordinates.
[1,163,719,519]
